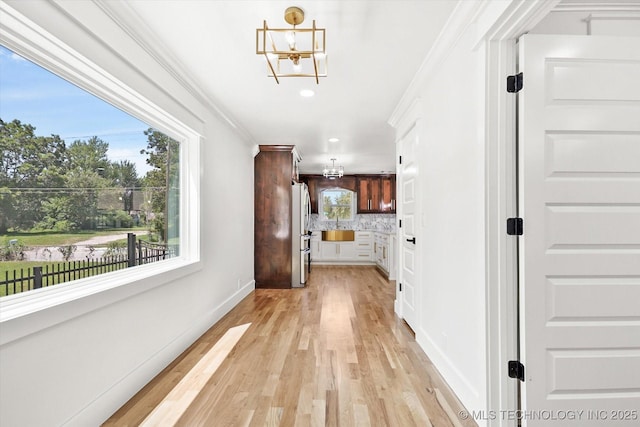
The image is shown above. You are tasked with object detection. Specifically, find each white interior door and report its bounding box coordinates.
[400,125,419,330]
[518,34,640,426]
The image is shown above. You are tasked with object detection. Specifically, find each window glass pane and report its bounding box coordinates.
[0,45,180,297]
[320,189,354,221]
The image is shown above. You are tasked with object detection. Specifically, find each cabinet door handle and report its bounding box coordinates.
[406,237,416,244]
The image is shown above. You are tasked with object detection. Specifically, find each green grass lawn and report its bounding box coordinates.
[1,227,148,247]
[0,259,129,297]
[0,261,57,280]
[0,261,63,297]
[1,228,168,297]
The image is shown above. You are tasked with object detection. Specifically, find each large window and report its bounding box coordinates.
[319,188,355,222]
[0,44,182,297]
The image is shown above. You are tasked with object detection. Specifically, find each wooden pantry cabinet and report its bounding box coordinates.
[254,145,300,288]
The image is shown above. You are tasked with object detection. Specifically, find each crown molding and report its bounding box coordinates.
[388,0,564,129]
[553,1,640,12]
[92,0,255,145]
[388,0,485,129]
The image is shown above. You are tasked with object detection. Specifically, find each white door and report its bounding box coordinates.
[518,34,640,426]
[400,125,419,330]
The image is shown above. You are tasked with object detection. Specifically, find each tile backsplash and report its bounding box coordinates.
[309,213,396,232]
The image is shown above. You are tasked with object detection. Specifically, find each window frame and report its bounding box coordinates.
[0,2,202,343]
[318,188,356,222]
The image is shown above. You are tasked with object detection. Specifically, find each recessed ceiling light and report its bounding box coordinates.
[300,89,315,97]
[328,137,340,143]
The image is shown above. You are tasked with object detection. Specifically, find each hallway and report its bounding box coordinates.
[104,266,475,426]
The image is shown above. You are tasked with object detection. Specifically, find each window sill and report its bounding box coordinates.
[0,258,202,346]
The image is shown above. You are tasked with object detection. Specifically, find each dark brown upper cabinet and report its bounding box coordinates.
[301,174,395,214]
[380,175,396,213]
[357,176,381,213]
[300,175,356,214]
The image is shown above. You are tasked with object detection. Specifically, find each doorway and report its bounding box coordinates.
[487,5,640,426]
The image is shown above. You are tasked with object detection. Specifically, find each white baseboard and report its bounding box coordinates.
[311,261,376,266]
[415,327,482,415]
[64,279,255,426]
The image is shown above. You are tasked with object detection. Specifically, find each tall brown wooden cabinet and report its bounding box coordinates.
[254,145,299,289]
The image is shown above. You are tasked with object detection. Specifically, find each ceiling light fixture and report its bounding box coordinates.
[256,6,327,84]
[323,158,344,179]
[300,89,315,97]
[328,137,339,143]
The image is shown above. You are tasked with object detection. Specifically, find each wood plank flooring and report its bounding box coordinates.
[104,266,477,427]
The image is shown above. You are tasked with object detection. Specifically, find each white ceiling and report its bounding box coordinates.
[121,0,458,174]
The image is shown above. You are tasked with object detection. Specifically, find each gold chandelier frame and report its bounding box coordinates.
[256,6,327,84]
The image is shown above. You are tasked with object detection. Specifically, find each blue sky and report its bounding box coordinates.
[0,45,152,176]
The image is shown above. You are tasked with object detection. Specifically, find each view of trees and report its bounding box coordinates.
[0,118,177,240]
[322,189,353,220]
[139,128,179,242]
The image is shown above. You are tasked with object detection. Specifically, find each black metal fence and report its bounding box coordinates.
[1,233,172,297]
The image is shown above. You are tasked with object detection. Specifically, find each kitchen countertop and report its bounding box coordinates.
[310,229,396,235]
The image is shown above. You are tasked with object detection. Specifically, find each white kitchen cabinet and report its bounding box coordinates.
[320,242,356,261]
[388,234,397,280]
[310,233,322,261]
[355,231,373,261]
[312,231,378,264]
[374,232,390,274]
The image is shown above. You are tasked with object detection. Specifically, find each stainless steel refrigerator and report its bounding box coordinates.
[292,182,311,287]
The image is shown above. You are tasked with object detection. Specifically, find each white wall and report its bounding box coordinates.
[393,21,488,415]
[414,26,487,414]
[391,0,640,422]
[389,1,520,418]
[0,2,254,426]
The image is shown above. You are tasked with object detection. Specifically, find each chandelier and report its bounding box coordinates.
[323,158,343,179]
[256,6,327,84]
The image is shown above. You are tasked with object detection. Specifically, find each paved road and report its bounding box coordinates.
[22,233,130,262]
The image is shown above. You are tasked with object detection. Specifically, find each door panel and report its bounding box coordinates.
[519,34,640,426]
[400,125,419,330]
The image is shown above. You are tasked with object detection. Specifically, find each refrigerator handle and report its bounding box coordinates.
[305,191,312,232]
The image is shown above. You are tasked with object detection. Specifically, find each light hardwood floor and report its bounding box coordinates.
[104,266,477,427]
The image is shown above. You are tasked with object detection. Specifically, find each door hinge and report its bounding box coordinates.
[399,283,402,292]
[507,72,523,93]
[507,217,523,235]
[508,360,525,382]
[399,155,402,165]
[399,219,402,228]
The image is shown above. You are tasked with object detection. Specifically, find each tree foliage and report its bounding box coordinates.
[322,190,353,220]
[0,119,67,231]
[140,128,179,242]
[67,136,109,172]
[0,119,176,234]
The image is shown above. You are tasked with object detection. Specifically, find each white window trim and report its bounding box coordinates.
[0,2,201,345]
[318,188,356,222]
